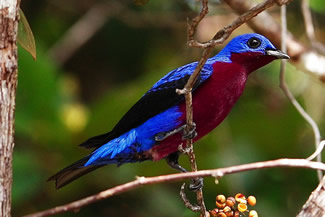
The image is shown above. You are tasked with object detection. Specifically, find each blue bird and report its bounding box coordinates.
[48,33,289,189]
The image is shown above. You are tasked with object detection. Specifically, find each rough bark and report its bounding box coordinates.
[297,176,325,217]
[0,0,19,217]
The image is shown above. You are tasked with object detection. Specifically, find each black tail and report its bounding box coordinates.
[48,156,104,189]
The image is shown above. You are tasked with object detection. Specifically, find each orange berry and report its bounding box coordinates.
[216,201,226,209]
[235,193,247,204]
[234,211,240,217]
[237,203,248,212]
[210,209,219,217]
[249,210,258,217]
[223,206,231,213]
[225,211,234,217]
[223,206,233,217]
[217,212,227,217]
[247,196,256,206]
[235,193,245,200]
[226,197,236,207]
[216,194,226,204]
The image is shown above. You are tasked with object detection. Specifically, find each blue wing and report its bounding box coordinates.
[79,59,214,149]
[48,58,215,188]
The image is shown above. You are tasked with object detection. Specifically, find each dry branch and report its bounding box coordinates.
[22,159,325,217]
[180,1,210,216]
[297,176,325,217]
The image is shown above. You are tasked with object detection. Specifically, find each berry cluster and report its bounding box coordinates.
[202,193,258,217]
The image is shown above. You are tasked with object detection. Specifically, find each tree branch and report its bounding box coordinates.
[297,175,325,217]
[178,1,210,216]
[0,1,20,217]
[22,159,325,217]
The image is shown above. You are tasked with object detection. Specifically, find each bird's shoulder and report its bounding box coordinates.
[148,60,214,93]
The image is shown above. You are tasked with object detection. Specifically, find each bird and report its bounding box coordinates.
[48,33,289,189]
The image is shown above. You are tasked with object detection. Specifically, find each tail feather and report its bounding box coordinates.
[48,156,104,189]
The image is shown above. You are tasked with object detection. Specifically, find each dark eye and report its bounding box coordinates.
[247,37,261,49]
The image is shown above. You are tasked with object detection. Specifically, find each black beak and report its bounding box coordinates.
[265,49,290,59]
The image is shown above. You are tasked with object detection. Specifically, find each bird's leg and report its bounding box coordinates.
[154,122,197,142]
[155,125,186,142]
[166,152,203,191]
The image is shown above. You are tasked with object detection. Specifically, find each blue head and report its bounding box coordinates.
[217,33,289,72]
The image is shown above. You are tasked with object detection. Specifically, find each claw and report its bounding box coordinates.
[166,153,204,192]
[188,177,204,192]
[182,122,197,140]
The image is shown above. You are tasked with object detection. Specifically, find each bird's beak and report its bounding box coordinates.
[265,49,290,59]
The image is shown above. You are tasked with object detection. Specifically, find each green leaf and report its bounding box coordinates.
[18,8,37,60]
[309,0,325,13]
[133,0,150,6]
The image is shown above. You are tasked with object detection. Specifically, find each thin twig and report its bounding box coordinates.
[307,140,325,161]
[181,88,207,216]
[181,1,210,215]
[22,159,325,217]
[187,0,209,42]
[178,1,290,216]
[179,183,201,212]
[188,0,276,48]
[279,4,322,180]
[301,0,325,55]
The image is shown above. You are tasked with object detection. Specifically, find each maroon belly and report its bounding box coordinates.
[150,62,248,161]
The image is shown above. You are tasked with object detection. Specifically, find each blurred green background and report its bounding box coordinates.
[15,0,325,216]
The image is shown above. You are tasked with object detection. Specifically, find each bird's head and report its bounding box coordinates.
[218,33,289,73]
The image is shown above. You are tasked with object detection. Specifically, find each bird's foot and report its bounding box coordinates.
[188,177,204,192]
[182,122,197,140]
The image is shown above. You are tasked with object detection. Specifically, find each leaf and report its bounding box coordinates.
[18,8,37,60]
[133,0,150,6]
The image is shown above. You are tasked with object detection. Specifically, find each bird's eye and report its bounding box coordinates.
[247,37,261,49]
